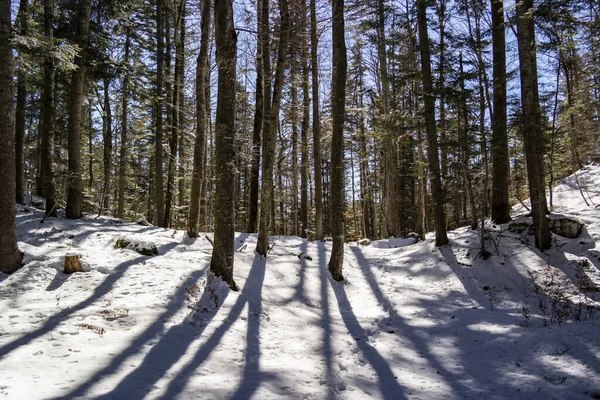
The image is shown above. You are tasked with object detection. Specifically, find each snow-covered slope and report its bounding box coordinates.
[1,169,600,399]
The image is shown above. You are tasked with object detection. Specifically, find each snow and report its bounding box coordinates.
[2,169,600,399]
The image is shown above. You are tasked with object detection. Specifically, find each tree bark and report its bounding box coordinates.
[0,0,23,273]
[300,0,310,238]
[328,0,347,281]
[118,29,131,219]
[211,0,238,290]
[257,0,290,255]
[311,0,323,240]
[15,0,28,205]
[516,0,551,250]
[417,0,448,246]
[66,0,92,219]
[247,0,263,233]
[102,77,113,213]
[490,0,511,224]
[188,0,210,238]
[155,0,166,226]
[40,0,56,217]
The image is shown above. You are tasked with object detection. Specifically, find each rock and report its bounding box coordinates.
[357,238,371,246]
[114,237,158,256]
[548,217,584,238]
[136,217,152,226]
[405,232,421,240]
[509,216,584,239]
[508,221,530,234]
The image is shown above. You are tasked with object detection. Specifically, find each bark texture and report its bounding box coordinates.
[0,0,23,273]
[328,0,347,281]
[211,0,238,290]
[66,0,92,219]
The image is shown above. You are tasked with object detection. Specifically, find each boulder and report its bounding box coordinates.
[548,217,584,238]
[357,238,371,246]
[114,237,158,256]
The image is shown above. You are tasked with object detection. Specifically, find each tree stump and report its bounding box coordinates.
[64,252,83,274]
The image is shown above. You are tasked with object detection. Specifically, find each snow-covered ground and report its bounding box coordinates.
[2,167,600,400]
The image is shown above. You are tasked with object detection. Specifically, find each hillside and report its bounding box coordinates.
[1,168,600,399]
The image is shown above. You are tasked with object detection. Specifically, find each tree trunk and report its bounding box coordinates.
[257,0,290,255]
[188,0,210,238]
[66,0,92,219]
[0,0,23,273]
[118,29,131,219]
[40,0,56,217]
[300,0,309,238]
[328,0,347,281]
[211,0,238,290]
[177,2,186,216]
[248,0,263,233]
[417,0,448,246]
[311,0,323,240]
[15,0,28,205]
[490,0,511,224]
[516,0,551,250]
[102,77,113,214]
[291,51,299,236]
[155,0,166,226]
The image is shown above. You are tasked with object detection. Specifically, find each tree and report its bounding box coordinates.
[311,0,324,240]
[117,28,131,219]
[211,0,238,290]
[490,0,511,223]
[417,0,448,246]
[188,0,210,238]
[516,0,551,250]
[328,0,347,281]
[155,0,166,226]
[66,0,92,219]
[0,0,23,273]
[257,0,290,255]
[247,0,263,233]
[39,0,57,217]
[14,0,28,205]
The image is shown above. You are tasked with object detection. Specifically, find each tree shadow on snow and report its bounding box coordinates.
[161,254,274,399]
[0,241,178,360]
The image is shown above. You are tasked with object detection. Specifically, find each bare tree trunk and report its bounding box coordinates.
[155,0,166,226]
[291,50,299,236]
[211,0,238,290]
[15,0,28,205]
[188,0,210,238]
[66,0,92,219]
[102,77,113,214]
[40,0,56,217]
[0,0,23,273]
[516,0,551,250]
[490,0,511,224]
[247,0,263,233]
[418,0,448,246]
[311,0,323,240]
[118,29,131,219]
[177,1,187,217]
[300,0,309,238]
[329,0,347,281]
[257,0,290,255]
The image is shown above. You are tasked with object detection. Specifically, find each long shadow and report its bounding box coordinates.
[160,254,273,399]
[316,242,334,395]
[326,251,406,399]
[277,241,309,305]
[350,246,479,398]
[54,265,209,399]
[439,246,488,308]
[0,243,178,360]
[229,256,270,399]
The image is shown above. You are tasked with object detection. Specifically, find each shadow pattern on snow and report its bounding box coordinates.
[0,242,179,361]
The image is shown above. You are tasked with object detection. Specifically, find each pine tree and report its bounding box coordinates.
[0,0,23,274]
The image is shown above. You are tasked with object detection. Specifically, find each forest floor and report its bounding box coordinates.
[2,167,600,400]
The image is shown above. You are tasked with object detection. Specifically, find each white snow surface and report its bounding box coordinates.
[2,169,600,399]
